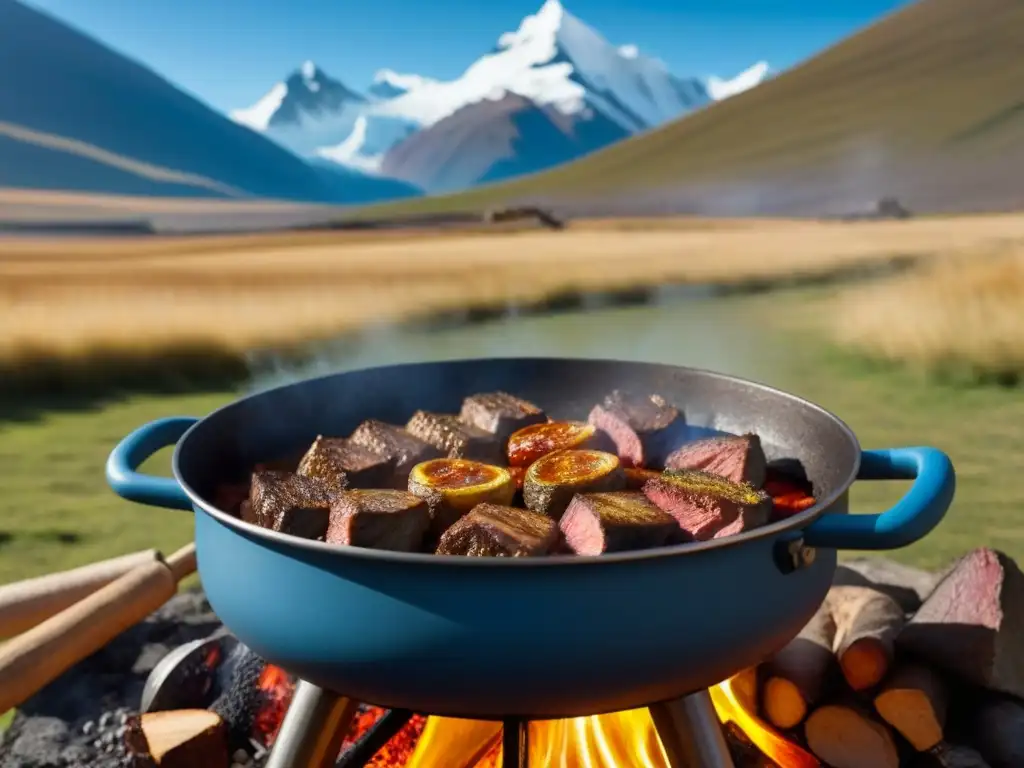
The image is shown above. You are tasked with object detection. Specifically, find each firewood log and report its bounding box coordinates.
[898,548,1024,700]
[925,743,992,768]
[762,600,837,728]
[873,662,948,750]
[804,700,900,768]
[830,585,905,691]
[971,697,1024,768]
[834,558,941,614]
[133,709,228,768]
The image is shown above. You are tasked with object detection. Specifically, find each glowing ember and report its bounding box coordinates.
[254,664,295,747]
[341,707,428,767]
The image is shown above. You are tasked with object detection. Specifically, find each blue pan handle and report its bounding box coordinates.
[801,446,954,550]
[106,417,199,511]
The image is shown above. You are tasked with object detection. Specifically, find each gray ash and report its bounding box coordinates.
[0,589,222,768]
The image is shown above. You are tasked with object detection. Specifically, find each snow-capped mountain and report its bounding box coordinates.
[230,0,771,192]
[0,0,419,203]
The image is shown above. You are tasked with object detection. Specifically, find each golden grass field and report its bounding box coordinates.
[3,212,1024,387]
[833,240,1024,383]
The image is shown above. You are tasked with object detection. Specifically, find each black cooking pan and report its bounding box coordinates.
[106,358,954,719]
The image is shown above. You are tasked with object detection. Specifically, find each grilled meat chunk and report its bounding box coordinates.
[588,390,686,468]
[642,469,772,541]
[408,459,516,542]
[560,491,678,555]
[507,420,599,467]
[436,503,558,557]
[405,410,502,463]
[349,419,444,487]
[297,435,394,492]
[459,392,546,445]
[326,490,430,552]
[523,449,625,520]
[248,471,332,539]
[665,434,767,488]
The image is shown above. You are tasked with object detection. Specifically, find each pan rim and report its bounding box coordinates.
[172,355,862,566]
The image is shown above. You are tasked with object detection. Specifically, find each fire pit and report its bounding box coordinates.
[97,358,958,767]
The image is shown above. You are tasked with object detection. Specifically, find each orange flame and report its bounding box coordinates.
[400,672,817,768]
[251,665,817,767]
[710,670,819,768]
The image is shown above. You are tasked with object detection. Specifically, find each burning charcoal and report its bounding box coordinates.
[349,419,444,487]
[506,420,599,467]
[248,471,332,539]
[405,410,503,463]
[436,503,558,557]
[587,390,686,468]
[408,458,516,543]
[665,434,768,488]
[459,391,547,445]
[560,491,677,555]
[297,435,395,491]
[643,469,772,541]
[326,490,431,552]
[523,450,625,520]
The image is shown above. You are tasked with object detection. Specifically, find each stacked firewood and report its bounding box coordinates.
[753,548,1024,768]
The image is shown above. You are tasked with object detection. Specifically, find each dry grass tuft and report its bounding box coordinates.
[5,214,1024,392]
[833,243,1024,384]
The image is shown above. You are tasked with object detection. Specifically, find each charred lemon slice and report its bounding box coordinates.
[409,458,516,541]
[523,449,625,519]
[507,420,597,467]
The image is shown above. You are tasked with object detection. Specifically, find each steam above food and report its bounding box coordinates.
[215,389,817,558]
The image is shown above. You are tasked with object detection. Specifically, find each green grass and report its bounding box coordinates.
[360,0,1024,216]
[0,390,230,585]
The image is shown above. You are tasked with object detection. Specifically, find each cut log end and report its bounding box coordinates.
[137,709,228,768]
[762,677,806,729]
[805,703,900,768]
[830,586,904,691]
[873,663,947,751]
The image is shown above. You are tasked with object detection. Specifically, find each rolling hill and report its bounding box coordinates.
[365,0,1024,217]
[0,0,419,204]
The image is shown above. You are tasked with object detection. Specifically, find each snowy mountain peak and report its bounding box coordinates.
[231,62,365,132]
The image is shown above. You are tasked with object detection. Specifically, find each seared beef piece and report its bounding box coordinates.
[506,420,599,467]
[326,490,430,552]
[349,419,444,487]
[436,503,558,557]
[213,482,250,516]
[408,459,516,545]
[665,434,767,488]
[459,392,547,445]
[560,492,678,555]
[297,435,394,492]
[523,450,625,520]
[405,410,503,463]
[248,471,332,539]
[642,469,772,541]
[587,390,686,468]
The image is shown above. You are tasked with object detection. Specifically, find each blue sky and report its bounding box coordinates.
[25,0,909,114]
